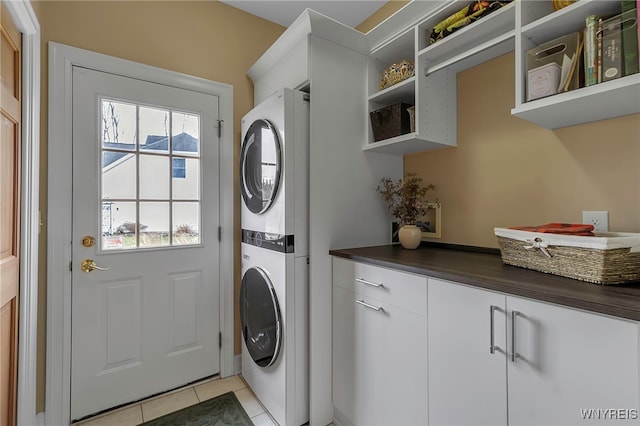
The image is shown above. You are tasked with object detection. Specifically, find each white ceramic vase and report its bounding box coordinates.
[398,224,422,249]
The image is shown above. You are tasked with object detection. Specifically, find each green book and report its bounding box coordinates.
[622,8,639,76]
[584,15,598,86]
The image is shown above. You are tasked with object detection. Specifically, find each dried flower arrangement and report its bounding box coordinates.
[377,173,435,226]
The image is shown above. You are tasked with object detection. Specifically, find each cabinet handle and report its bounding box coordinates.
[511,310,521,363]
[355,277,384,288]
[489,305,498,354]
[355,299,385,312]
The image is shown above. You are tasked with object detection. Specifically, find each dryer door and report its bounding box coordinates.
[240,119,281,214]
[240,266,282,367]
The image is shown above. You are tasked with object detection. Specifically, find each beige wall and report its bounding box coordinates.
[355,0,409,33]
[405,52,640,247]
[33,0,285,412]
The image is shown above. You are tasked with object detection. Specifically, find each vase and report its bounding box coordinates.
[398,224,422,249]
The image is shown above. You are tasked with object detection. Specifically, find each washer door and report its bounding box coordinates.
[240,119,282,214]
[240,266,282,367]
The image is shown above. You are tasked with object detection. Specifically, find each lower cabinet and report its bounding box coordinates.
[428,277,640,426]
[332,258,428,426]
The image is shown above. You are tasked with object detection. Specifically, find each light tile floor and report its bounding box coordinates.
[74,375,276,426]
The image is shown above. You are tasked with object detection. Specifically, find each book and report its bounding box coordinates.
[584,15,598,85]
[602,15,623,81]
[621,8,639,76]
[560,36,584,92]
[596,17,604,83]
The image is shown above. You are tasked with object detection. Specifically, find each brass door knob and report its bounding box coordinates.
[81,259,110,273]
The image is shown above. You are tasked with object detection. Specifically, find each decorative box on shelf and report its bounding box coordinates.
[378,59,415,90]
[494,227,640,285]
[369,102,414,142]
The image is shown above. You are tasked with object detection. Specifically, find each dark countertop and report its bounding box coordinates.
[329,244,640,321]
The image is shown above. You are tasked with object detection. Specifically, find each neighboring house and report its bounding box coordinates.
[102,132,200,235]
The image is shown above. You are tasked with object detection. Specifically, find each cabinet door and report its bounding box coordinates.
[507,296,640,425]
[428,278,508,426]
[333,285,428,426]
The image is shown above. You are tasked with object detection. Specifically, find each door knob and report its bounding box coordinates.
[81,259,110,273]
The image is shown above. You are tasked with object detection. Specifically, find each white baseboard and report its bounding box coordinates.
[36,412,45,426]
[234,353,242,375]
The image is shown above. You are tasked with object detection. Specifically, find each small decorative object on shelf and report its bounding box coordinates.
[378,59,415,90]
[552,0,577,12]
[429,0,513,45]
[377,173,435,249]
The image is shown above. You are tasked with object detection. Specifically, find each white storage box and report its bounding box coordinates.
[494,228,640,284]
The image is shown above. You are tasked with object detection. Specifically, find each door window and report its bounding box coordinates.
[100,99,201,249]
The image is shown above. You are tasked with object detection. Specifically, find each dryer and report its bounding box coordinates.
[240,88,309,255]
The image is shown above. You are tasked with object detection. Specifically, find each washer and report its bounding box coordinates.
[240,88,310,426]
[240,243,308,426]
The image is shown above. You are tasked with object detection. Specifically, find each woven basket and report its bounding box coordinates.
[494,228,640,285]
[370,102,413,142]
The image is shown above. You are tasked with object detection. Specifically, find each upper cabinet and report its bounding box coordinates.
[363,0,640,156]
[364,1,516,156]
[512,0,640,129]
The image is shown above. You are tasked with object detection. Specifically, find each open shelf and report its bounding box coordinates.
[511,73,640,129]
[418,2,516,71]
[363,133,454,156]
[368,77,415,104]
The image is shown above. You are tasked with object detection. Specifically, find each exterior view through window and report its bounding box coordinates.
[101,99,201,249]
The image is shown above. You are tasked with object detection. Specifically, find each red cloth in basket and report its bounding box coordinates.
[509,223,595,236]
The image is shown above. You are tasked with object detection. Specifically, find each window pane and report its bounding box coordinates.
[101,99,136,149]
[139,154,169,200]
[140,106,169,154]
[173,202,200,246]
[102,201,137,250]
[102,151,136,199]
[172,157,199,200]
[140,202,169,248]
[172,112,199,156]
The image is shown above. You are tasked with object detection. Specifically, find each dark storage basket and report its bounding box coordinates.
[370,102,413,142]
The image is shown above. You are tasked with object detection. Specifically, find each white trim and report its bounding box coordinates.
[4,1,41,426]
[234,353,242,376]
[46,43,234,426]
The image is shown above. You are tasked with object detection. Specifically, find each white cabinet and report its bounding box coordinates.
[332,258,428,426]
[507,296,639,425]
[428,279,508,426]
[364,1,515,155]
[511,0,640,128]
[428,277,640,426]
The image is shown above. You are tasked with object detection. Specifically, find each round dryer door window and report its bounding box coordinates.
[240,119,281,214]
[240,267,282,367]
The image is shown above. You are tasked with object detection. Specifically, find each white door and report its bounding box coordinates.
[71,66,220,420]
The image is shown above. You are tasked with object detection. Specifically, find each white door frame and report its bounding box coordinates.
[3,1,40,426]
[46,42,234,426]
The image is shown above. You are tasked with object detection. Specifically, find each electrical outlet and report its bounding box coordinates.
[582,211,609,232]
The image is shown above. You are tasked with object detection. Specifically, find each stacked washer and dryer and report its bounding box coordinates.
[239,88,310,426]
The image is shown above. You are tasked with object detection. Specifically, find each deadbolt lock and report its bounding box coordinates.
[82,235,96,247]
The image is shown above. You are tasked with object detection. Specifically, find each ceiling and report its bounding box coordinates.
[220,0,389,29]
